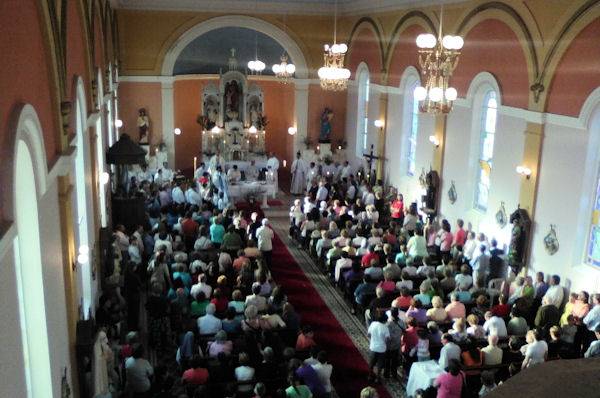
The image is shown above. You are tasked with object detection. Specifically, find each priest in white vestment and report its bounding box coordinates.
[227,164,242,183]
[212,166,229,203]
[266,152,280,193]
[245,160,259,181]
[306,162,319,191]
[209,150,225,173]
[340,161,353,180]
[194,162,207,180]
[290,152,308,195]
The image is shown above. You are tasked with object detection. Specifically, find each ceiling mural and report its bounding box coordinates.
[173,27,292,76]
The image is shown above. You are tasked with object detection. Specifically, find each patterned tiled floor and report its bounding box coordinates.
[264,202,406,398]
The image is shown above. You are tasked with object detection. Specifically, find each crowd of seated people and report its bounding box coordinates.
[94,170,339,398]
[287,175,600,397]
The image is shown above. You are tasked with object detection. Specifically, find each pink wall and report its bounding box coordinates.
[387,25,426,88]
[452,19,530,109]
[173,79,206,173]
[118,82,163,145]
[546,17,600,117]
[347,27,384,84]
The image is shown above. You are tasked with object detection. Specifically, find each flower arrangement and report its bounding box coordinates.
[196,114,215,131]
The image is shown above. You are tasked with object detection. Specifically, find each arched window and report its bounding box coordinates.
[96,69,108,228]
[406,80,420,176]
[356,67,370,157]
[474,91,498,211]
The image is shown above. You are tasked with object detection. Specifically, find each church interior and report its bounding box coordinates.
[3,0,600,397]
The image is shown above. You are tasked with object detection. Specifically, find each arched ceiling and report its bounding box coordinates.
[173,27,292,75]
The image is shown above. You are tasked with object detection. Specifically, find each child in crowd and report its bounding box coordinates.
[479,370,497,396]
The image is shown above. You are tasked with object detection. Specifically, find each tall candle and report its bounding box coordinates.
[193,156,197,173]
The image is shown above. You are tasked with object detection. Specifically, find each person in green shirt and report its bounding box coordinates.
[190,291,209,318]
[209,217,226,247]
[222,224,243,253]
[285,373,313,398]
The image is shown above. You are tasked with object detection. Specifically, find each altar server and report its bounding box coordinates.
[227,164,242,183]
[267,152,280,192]
[306,162,319,191]
[290,152,308,195]
[212,166,229,203]
[209,150,225,173]
[194,162,207,180]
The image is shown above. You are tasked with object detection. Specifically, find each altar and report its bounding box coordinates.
[198,49,268,162]
[228,181,276,208]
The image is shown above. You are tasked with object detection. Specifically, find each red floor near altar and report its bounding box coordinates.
[269,233,392,398]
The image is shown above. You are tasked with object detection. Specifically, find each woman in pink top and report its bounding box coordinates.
[434,359,464,398]
[439,219,453,263]
[572,291,591,322]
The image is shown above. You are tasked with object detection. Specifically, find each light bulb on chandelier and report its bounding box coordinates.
[248,60,266,73]
[211,126,220,134]
[248,125,258,134]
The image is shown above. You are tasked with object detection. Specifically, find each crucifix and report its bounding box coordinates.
[362,144,382,185]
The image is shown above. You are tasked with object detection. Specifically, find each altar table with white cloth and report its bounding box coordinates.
[228,181,276,207]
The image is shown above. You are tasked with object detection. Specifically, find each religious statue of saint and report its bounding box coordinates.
[137,108,150,143]
[225,80,240,120]
[205,98,218,129]
[249,103,261,127]
[508,208,531,275]
[319,107,334,143]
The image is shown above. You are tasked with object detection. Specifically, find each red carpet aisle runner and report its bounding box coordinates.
[270,233,392,398]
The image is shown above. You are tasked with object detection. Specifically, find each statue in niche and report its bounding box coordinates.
[507,207,531,275]
[319,107,334,143]
[204,97,218,130]
[224,80,241,121]
[249,102,261,127]
[137,108,150,143]
[421,169,439,222]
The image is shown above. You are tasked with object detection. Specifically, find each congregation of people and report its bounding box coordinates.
[92,156,343,398]
[286,163,600,398]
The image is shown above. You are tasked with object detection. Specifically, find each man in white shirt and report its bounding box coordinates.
[543,274,564,309]
[245,160,259,181]
[266,152,280,192]
[290,151,308,195]
[311,351,333,394]
[316,181,328,202]
[256,218,274,268]
[227,164,242,183]
[197,304,222,335]
[483,311,508,337]
[322,162,337,180]
[185,182,202,206]
[136,164,153,183]
[128,237,142,265]
[161,162,174,181]
[190,274,212,300]
[334,250,353,282]
[171,182,186,205]
[245,284,268,312]
[340,161,353,180]
[438,333,461,370]
[470,245,490,284]
[363,187,375,206]
[367,313,390,381]
[125,346,154,394]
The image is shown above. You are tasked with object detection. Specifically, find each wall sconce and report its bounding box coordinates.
[516,165,532,179]
[429,135,440,147]
[211,126,221,134]
[100,172,110,185]
[374,119,385,129]
[248,125,258,134]
[77,245,89,265]
[115,119,123,128]
[174,127,182,135]
[288,127,297,136]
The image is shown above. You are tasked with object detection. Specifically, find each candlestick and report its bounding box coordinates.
[283,160,287,168]
[193,156,197,173]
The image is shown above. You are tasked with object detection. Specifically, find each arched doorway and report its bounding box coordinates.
[12,104,52,397]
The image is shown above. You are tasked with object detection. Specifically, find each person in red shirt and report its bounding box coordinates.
[232,249,249,272]
[181,211,199,250]
[296,325,317,351]
[183,356,209,385]
[361,245,379,268]
[392,287,413,310]
[390,194,404,223]
[452,219,467,251]
[401,317,419,354]
[210,288,229,316]
[491,294,511,318]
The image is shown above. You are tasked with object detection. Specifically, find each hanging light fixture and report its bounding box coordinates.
[273,11,296,83]
[318,0,350,91]
[247,0,265,74]
[414,5,463,114]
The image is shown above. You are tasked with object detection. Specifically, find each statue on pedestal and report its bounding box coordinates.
[508,208,531,275]
[319,107,334,143]
[137,108,150,143]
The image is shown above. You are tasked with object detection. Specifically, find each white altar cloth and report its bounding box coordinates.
[228,181,276,207]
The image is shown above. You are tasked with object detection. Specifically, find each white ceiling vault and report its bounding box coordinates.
[114,0,467,16]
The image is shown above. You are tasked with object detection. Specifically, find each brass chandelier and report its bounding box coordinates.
[318,0,350,91]
[414,6,464,114]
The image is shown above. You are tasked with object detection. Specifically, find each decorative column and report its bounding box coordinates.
[376,91,388,181]
[161,79,175,166]
[294,80,309,156]
[431,114,448,176]
[57,175,80,397]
